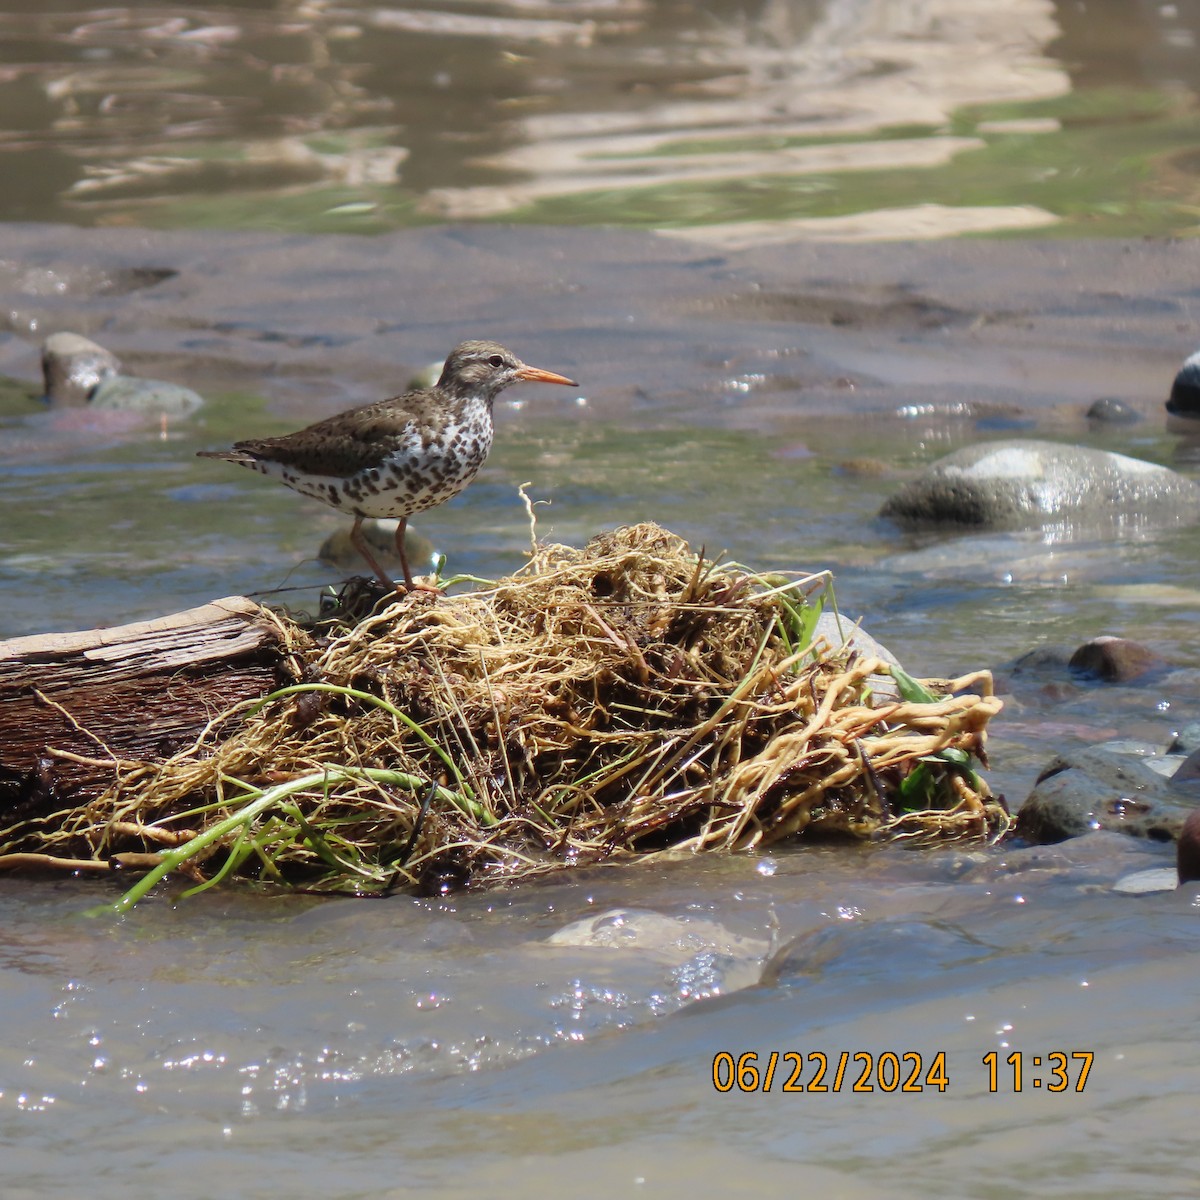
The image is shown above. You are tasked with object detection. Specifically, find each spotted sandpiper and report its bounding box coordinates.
[198,339,576,592]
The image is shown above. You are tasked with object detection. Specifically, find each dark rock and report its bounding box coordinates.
[41,332,120,405]
[1177,808,1200,883]
[1085,396,1141,424]
[1167,349,1200,419]
[1017,744,1194,844]
[880,439,1200,531]
[1068,636,1163,683]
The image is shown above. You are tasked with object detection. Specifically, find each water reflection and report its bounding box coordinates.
[2,0,1195,234]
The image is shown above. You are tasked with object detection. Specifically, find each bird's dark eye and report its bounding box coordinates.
[488,354,504,368]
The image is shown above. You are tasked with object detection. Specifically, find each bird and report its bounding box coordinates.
[197,339,577,593]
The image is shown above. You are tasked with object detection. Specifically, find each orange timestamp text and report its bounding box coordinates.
[712,1050,949,1094]
[712,1050,1096,1094]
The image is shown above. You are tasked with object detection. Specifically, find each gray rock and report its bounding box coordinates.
[41,332,120,405]
[1168,722,1200,756]
[880,439,1200,531]
[89,374,204,417]
[808,610,900,704]
[811,610,897,666]
[1085,396,1141,424]
[1016,743,1195,844]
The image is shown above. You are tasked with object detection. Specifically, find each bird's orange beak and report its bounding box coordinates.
[516,365,577,387]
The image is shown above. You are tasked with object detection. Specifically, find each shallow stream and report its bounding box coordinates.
[2,223,1199,1197]
[2,1,1200,1195]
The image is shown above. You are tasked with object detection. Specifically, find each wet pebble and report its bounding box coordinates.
[1068,635,1163,683]
[1085,396,1141,424]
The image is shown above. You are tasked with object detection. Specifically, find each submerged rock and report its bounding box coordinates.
[880,439,1200,531]
[90,374,204,417]
[546,908,769,962]
[1085,396,1141,425]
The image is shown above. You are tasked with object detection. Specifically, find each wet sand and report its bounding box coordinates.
[2,223,1196,428]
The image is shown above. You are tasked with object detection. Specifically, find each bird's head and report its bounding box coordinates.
[438,340,577,401]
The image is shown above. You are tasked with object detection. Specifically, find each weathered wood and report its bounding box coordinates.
[0,596,295,822]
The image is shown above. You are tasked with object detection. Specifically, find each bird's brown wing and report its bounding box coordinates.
[213,392,427,476]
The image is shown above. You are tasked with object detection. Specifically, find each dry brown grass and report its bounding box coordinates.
[1,523,1006,901]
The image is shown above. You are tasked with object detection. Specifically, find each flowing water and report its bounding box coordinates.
[2,2,1200,1197]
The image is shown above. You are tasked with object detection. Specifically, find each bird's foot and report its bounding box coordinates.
[396,577,443,599]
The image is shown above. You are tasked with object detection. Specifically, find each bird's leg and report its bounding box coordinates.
[395,517,441,594]
[350,515,398,592]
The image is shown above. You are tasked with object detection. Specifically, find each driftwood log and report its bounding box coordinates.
[0,597,295,824]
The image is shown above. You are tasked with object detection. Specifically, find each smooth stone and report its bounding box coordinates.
[318,518,436,574]
[1167,347,1200,419]
[1016,743,1196,844]
[1068,635,1163,683]
[1085,396,1141,424]
[41,331,120,405]
[811,610,897,665]
[880,439,1200,531]
[89,374,204,417]
[809,610,900,704]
